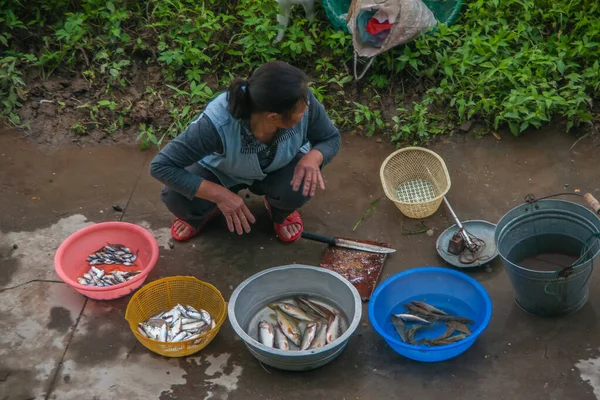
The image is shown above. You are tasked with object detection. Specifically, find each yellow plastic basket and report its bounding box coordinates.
[379,147,451,219]
[125,276,227,357]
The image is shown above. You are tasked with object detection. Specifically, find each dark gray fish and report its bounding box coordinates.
[407,324,431,344]
[391,315,408,342]
[421,334,467,346]
[411,301,447,315]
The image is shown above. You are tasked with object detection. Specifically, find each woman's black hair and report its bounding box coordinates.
[227,60,309,121]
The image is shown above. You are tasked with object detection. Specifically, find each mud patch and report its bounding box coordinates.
[15,65,183,148]
[47,306,74,333]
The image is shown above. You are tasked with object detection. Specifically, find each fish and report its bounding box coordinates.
[391,315,408,342]
[447,320,472,335]
[182,321,206,332]
[295,300,326,321]
[140,304,214,342]
[406,324,431,344]
[431,314,475,325]
[411,301,447,315]
[172,317,182,336]
[295,297,332,319]
[159,323,168,342]
[421,334,467,346]
[137,324,148,337]
[435,325,456,342]
[258,321,275,348]
[274,309,302,347]
[274,325,290,350]
[309,323,328,349]
[393,313,430,324]
[86,244,138,267]
[271,302,314,322]
[77,267,140,287]
[301,322,318,350]
[172,331,188,342]
[326,314,340,344]
[304,297,337,316]
[199,309,212,325]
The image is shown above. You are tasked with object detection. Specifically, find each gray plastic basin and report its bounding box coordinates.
[227,264,362,371]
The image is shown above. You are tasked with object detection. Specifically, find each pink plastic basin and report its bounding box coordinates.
[54,221,159,300]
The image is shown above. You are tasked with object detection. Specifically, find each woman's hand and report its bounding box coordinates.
[291,150,325,197]
[215,189,256,234]
[196,180,256,234]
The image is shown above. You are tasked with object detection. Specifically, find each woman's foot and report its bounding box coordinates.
[264,198,303,243]
[172,219,195,238]
[170,209,220,242]
[278,220,302,240]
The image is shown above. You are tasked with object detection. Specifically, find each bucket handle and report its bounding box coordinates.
[525,192,600,215]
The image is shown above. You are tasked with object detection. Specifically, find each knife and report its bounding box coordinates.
[301,231,396,254]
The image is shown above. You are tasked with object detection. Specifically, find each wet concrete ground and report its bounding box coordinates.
[1,127,600,400]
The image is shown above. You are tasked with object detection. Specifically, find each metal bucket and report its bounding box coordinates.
[228,265,362,371]
[495,199,600,316]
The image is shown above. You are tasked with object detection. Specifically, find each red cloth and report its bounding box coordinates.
[365,18,394,35]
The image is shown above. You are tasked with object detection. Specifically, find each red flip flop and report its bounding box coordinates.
[264,199,303,243]
[170,208,220,242]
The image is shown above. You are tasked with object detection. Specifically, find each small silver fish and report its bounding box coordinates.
[172,331,188,342]
[77,277,87,285]
[259,321,275,347]
[305,298,337,315]
[394,313,430,324]
[309,323,328,349]
[199,309,212,325]
[272,302,313,322]
[326,314,340,344]
[274,325,289,350]
[137,324,148,337]
[301,322,317,350]
[172,317,182,336]
[275,309,302,347]
[174,304,190,318]
[182,321,206,332]
[186,310,203,320]
[91,266,104,278]
[159,323,168,342]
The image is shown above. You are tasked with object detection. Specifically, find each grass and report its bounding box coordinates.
[1,0,599,148]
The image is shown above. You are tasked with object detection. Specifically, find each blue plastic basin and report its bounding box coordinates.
[368,266,492,362]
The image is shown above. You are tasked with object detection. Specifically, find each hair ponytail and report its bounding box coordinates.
[227,61,309,121]
[227,77,252,120]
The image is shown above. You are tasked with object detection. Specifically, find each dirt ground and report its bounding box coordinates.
[1,124,600,400]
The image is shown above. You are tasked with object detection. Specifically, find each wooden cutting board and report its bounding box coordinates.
[318,238,390,301]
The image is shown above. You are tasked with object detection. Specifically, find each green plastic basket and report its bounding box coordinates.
[322,0,464,33]
[322,0,351,33]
